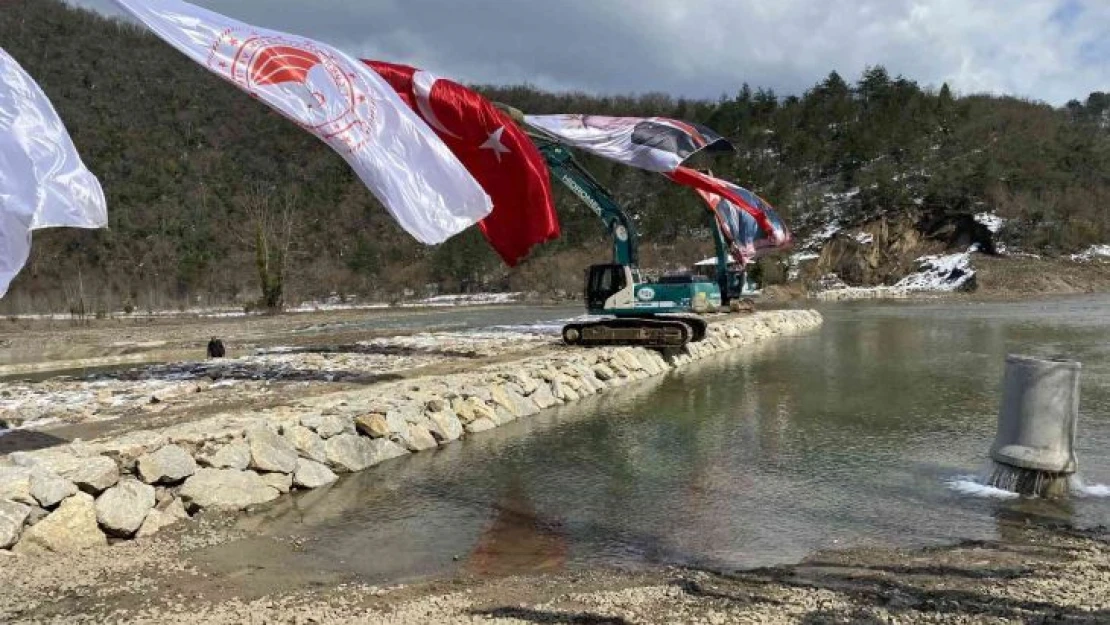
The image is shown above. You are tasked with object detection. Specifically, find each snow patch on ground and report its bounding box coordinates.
[894,250,975,292]
[403,292,523,307]
[813,247,978,299]
[974,212,1005,234]
[286,301,389,313]
[854,232,874,245]
[807,221,842,248]
[1069,245,1110,263]
[3,292,526,320]
[0,322,554,433]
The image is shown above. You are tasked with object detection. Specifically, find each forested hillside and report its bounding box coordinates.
[2,0,1108,313]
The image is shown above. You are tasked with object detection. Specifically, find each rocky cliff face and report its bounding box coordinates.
[795,209,997,291]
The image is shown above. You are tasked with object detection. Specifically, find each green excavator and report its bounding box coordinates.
[498,105,748,350]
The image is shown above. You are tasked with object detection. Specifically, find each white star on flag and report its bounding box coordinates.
[480,126,512,162]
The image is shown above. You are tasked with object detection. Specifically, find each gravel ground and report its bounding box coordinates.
[1,514,1106,624]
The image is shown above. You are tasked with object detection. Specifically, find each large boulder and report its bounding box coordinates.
[136,509,178,538]
[14,492,107,553]
[529,383,559,409]
[386,403,423,426]
[324,435,407,473]
[178,469,280,511]
[464,417,498,433]
[197,441,251,470]
[94,478,156,537]
[247,426,298,474]
[137,444,197,485]
[490,384,536,418]
[10,452,119,494]
[0,466,34,505]
[426,411,464,443]
[260,472,292,494]
[96,431,168,471]
[292,459,338,489]
[300,414,350,439]
[396,423,438,452]
[0,499,31,549]
[135,496,189,538]
[283,425,328,463]
[592,363,616,381]
[353,414,391,439]
[29,468,78,508]
[452,397,498,425]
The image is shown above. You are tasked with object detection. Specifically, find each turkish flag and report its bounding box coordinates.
[364,60,559,266]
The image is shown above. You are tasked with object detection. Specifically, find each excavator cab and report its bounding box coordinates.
[584,264,629,311]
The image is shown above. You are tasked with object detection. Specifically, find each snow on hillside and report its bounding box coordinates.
[1069,245,1110,263]
[894,250,975,291]
[974,212,1005,234]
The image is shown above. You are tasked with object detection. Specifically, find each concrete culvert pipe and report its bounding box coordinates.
[988,354,1080,498]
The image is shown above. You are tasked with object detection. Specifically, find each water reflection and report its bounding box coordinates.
[463,476,568,577]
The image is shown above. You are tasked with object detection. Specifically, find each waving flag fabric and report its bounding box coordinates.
[365,60,558,266]
[0,47,107,298]
[669,166,789,248]
[112,0,491,245]
[688,171,791,264]
[524,113,788,245]
[524,113,732,173]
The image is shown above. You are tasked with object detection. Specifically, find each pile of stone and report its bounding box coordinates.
[0,310,822,554]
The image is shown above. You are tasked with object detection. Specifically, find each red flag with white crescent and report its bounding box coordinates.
[365,60,559,266]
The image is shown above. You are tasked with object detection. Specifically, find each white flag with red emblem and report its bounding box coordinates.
[1,46,107,299]
[112,0,491,245]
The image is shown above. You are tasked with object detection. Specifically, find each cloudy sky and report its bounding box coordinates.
[68,0,1108,106]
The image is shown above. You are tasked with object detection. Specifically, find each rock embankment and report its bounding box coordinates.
[0,310,822,554]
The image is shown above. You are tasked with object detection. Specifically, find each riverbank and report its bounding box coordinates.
[0,310,823,556]
[760,253,1110,303]
[0,510,1105,623]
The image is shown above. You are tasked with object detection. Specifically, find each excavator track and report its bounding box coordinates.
[561,315,706,349]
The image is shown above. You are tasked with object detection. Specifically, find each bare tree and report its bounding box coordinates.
[236,183,296,313]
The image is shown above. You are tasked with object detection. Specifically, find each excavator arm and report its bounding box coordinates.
[534,139,639,268]
[494,103,639,268]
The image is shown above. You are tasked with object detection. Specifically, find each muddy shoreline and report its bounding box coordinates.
[1,509,1106,623]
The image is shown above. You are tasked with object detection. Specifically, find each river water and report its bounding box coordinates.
[214,295,1110,583]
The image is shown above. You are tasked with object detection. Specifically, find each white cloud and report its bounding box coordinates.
[67,0,1108,105]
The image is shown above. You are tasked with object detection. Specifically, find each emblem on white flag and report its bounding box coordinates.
[113,0,492,245]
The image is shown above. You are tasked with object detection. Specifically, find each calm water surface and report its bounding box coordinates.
[227,295,1110,582]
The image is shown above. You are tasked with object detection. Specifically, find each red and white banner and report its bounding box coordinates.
[112,0,491,245]
[1,47,107,298]
[366,60,558,266]
[523,113,732,173]
[669,166,789,249]
[524,113,789,246]
[686,170,792,265]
